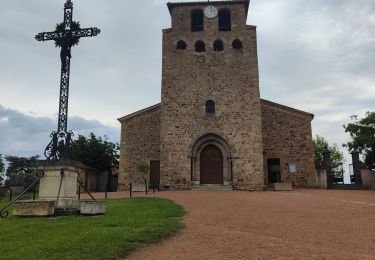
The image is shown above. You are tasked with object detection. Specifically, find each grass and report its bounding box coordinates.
[0,197,185,260]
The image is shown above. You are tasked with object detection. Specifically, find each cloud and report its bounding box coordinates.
[0,105,119,157]
[0,0,374,167]
[249,0,375,164]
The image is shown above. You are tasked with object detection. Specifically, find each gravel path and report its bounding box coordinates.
[94,189,375,259]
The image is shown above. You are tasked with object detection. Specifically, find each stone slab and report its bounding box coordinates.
[192,184,233,191]
[13,200,55,217]
[132,183,148,192]
[39,198,77,210]
[161,184,176,191]
[80,201,106,215]
[274,182,292,191]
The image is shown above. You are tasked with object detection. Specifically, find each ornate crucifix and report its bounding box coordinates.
[35,0,100,160]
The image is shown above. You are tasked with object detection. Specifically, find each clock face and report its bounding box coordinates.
[204,5,218,19]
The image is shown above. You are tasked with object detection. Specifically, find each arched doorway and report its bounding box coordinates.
[188,132,233,184]
[200,144,223,184]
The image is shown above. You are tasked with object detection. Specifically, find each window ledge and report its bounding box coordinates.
[194,52,206,56]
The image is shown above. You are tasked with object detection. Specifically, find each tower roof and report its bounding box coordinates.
[167,0,250,17]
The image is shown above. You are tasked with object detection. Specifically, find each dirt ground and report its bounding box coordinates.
[92,189,375,259]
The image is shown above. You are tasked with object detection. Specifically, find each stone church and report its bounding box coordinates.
[118,0,316,191]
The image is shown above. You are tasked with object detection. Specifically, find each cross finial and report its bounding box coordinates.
[65,0,73,8]
[35,0,100,160]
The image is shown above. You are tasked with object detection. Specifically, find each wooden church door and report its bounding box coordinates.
[150,160,160,187]
[200,145,223,184]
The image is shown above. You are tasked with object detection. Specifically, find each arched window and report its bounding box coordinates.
[213,39,224,51]
[232,39,242,50]
[205,100,215,114]
[195,40,205,52]
[218,9,231,31]
[191,9,204,32]
[177,40,187,50]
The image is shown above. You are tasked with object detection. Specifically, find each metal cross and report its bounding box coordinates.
[35,0,100,160]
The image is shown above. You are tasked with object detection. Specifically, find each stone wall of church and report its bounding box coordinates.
[160,2,264,190]
[118,105,161,190]
[118,2,316,191]
[261,101,316,186]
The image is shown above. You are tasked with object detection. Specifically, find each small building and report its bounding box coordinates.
[118,0,316,190]
[78,165,118,192]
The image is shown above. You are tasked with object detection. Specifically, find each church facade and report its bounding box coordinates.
[118,0,316,191]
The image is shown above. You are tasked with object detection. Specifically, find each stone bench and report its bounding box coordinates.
[80,201,106,215]
[131,183,148,192]
[13,200,55,217]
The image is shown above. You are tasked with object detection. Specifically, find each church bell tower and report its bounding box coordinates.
[160,0,264,190]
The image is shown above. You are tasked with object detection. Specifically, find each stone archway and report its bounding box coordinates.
[200,144,223,184]
[188,132,233,184]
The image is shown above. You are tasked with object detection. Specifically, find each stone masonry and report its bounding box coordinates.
[160,1,263,190]
[118,104,160,190]
[261,100,315,186]
[118,1,316,190]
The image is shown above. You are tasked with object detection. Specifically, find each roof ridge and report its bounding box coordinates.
[261,99,314,119]
[118,103,161,122]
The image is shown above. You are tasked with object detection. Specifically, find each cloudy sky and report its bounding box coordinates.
[0,0,374,167]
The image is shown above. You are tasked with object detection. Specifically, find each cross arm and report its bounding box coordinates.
[35,31,62,42]
[35,27,100,42]
[72,27,101,38]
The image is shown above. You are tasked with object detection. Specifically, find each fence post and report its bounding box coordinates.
[145,178,148,195]
[105,185,108,200]
[130,182,132,198]
[78,185,81,200]
[33,185,36,201]
[351,151,363,185]
[9,188,12,202]
[323,147,333,186]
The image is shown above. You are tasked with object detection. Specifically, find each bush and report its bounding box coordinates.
[136,161,150,175]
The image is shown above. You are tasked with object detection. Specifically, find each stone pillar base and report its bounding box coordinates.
[37,160,83,211]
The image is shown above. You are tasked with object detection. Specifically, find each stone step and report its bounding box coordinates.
[192,184,233,191]
[274,182,293,191]
[328,184,368,190]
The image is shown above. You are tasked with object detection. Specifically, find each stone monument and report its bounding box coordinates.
[34,0,100,213]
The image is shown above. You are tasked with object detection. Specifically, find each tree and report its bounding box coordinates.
[313,135,344,170]
[5,155,40,187]
[136,161,150,175]
[344,112,375,169]
[69,133,120,171]
[5,155,40,176]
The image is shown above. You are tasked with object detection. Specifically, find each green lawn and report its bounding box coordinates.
[0,196,8,205]
[0,197,185,260]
